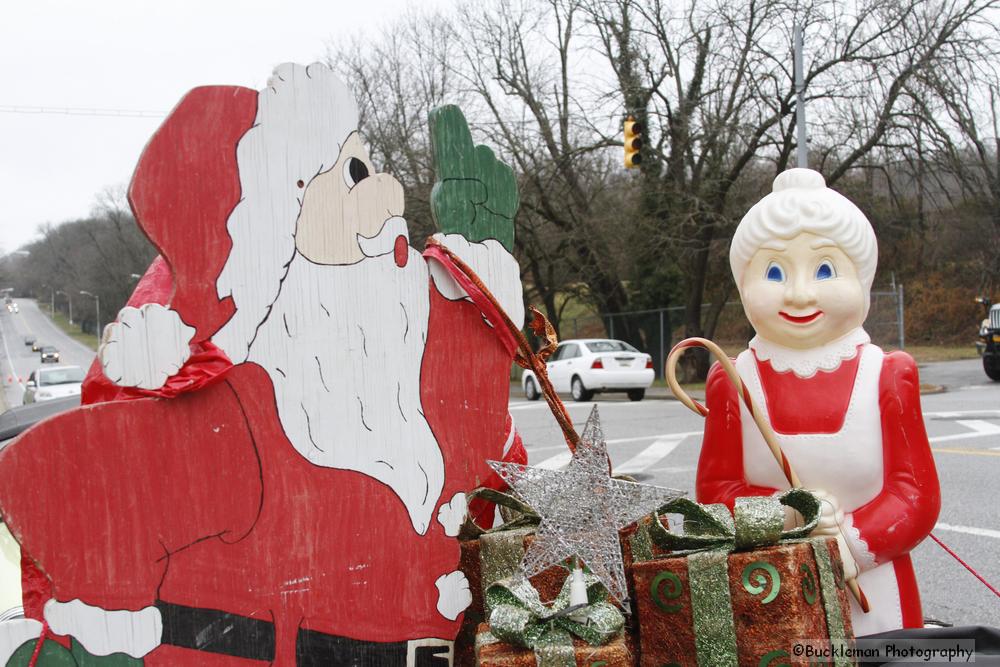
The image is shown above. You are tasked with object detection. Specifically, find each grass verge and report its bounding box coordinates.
[37,304,98,351]
[885,345,979,363]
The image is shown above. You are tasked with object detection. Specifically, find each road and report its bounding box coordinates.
[0,299,96,408]
[511,361,1000,628]
[1,301,996,627]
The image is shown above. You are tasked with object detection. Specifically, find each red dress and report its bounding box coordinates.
[696,337,940,635]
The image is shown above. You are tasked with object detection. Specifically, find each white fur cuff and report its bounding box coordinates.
[428,233,525,329]
[841,513,877,572]
[44,599,162,658]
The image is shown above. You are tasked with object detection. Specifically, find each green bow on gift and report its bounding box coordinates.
[459,487,541,540]
[482,571,625,667]
[646,487,820,553]
[637,489,851,667]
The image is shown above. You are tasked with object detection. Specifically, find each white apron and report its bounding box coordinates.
[736,344,904,635]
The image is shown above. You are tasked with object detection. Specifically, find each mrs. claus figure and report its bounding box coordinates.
[696,168,941,636]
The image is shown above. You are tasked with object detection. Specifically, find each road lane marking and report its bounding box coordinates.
[0,314,25,399]
[932,447,1000,457]
[929,421,1000,444]
[613,432,701,475]
[607,431,702,445]
[614,436,683,475]
[926,410,1000,419]
[935,522,1000,540]
[535,451,572,469]
[508,400,669,411]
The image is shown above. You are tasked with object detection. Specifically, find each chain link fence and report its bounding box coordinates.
[557,286,905,379]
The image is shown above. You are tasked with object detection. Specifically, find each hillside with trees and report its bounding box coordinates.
[3,0,998,379]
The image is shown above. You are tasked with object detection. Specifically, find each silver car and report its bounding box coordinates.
[22,365,85,405]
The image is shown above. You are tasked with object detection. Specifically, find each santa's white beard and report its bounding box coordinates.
[247,250,440,535]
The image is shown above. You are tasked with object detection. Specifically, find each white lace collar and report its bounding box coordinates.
[750,328,870,378]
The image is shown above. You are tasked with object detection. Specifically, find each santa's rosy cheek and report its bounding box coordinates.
[394,235,409,268]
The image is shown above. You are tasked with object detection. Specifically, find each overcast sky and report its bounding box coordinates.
[1,0,445,253]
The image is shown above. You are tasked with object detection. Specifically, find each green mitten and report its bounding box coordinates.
[429,105,518,252]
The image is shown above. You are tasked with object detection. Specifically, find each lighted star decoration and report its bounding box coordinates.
[488,406,684,603]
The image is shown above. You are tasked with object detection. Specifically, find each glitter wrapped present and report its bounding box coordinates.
[629,490,856,667]
[455,488,568,667]
[474,571,633,667]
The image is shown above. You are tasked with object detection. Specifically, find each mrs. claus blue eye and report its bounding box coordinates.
[766,262,785,282]
[815,261,836,281]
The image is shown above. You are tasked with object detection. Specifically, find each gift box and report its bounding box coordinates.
[456,488,647,666]
[630,490,855,667]
[456,488,572,667]
[474,570,632,667]
[476,624,634,667]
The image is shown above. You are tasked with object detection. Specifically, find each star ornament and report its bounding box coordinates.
[488,406,684,603]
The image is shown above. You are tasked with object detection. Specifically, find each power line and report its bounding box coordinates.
[0,105,165,119]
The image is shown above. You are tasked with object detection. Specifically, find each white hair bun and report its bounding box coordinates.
[772,168,826,192]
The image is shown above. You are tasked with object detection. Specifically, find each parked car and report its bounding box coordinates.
[522,338,655,402]
[976,296,1000,381]
[22,366,84,404]
[39,346,60,363]
[22,335,35,347]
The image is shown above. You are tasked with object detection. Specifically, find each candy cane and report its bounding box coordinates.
[666,337,870,613]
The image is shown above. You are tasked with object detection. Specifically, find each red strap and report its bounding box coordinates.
[27,620,50,667]
[422,244,520,357]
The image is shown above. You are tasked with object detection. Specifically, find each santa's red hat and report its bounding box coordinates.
[128,85,259,343]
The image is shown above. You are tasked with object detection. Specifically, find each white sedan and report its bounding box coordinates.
[522,338,655,402]
[22,365,85,405]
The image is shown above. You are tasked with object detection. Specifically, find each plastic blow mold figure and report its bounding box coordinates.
[696,168,940,636]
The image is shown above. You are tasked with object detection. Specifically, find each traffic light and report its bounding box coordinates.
[624,116,642,169]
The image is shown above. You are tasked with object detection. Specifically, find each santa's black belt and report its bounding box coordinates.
[155,600,454,666]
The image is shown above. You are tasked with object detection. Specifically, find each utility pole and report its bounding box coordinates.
[80,291,100,338]
[794,24,807,168]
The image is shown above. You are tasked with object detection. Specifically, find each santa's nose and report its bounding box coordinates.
[378,174,405,219]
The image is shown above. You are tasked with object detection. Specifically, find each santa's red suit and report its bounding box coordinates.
[0,85,526,666]
[696,329,940,636]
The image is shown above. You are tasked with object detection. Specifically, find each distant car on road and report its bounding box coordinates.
[5,303,17,314]
[39,346,60,364]
[976,296,1000,381]
[31,340,42,352]
[22,335,35,347]
[22,366,85,405]
[522,338,655,402]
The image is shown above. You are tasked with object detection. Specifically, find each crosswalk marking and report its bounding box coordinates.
[613,432,700,475]
[529,430,702,472]
[935,522,1000,540]
[534,451,572,469]
[930,419,1000,445]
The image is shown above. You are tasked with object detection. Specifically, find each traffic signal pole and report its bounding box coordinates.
[795,24,807,168]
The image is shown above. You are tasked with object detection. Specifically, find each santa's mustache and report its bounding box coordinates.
[357,216,409,258]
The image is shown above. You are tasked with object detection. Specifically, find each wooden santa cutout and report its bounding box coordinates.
[0,62,526,666]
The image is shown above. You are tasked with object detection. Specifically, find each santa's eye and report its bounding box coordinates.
[815,260,836,281]
[343,157,370,188]
[296,179,305,189]
[765,262,785,283]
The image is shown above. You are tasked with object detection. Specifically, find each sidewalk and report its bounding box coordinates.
[509,382,705,403]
